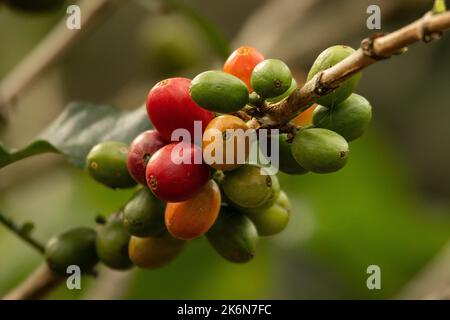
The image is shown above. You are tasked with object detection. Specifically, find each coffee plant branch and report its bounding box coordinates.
[0,211,45,254]
[260,10,450,128]
[0,0,116,123]
[2,263,63,300]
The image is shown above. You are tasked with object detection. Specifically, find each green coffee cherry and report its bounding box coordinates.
[246,191,291,236]
[86,141,137,189]
[45,227,99,275]
[222,165,280,209]
[206,207,258,263]
[128,231,186,269]
[251,59,292,98]
[248,92,262,106]
[96,214,133,270]
[313,93,372,142]
[266,78,297,104]
[123,187,165,237]
[307,45,362,107]
[5,0,64,12]
[190,71,249,113]
[292,128,349,174]
[277,133,308,175]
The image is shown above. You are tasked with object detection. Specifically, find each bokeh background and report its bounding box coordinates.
[1,0,449,299]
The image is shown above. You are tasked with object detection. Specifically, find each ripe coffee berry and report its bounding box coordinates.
[190,71,249,113]
[313,93,372,142]
[45,227,99,275]
[146,142,210,202]
[251,59,292,98]
[307,45,362,107]
[292,128,349,174]
[223,46,265,91]
[128,232,186,269]
[165,180,221,240]
[202,115,250,171]
[86,141,137,189]
[127,130,167,185]
[146,77,214,141]
[96,214,133,270]
[123,187,165,237]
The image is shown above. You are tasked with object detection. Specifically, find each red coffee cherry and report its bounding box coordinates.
[127,130,167,185]
[224,46,265,92]
[146,142,210,202]
[146,77,214,142]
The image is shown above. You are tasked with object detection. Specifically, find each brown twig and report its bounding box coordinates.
[261,11,450,128]
[2,263,63,300]
[0,0,117,122]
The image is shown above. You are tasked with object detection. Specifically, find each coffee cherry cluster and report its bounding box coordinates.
[44,45,372,274]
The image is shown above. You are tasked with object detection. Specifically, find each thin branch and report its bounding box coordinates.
[261,11,450,127]
[2,263,63,300]
[0,211,45,254]
[0,0,118,122]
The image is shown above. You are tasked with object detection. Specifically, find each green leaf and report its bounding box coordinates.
[0,102,151,169]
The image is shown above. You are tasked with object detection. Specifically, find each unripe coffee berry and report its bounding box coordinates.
[45,227,98,275]
[123,187,165,237]
[245,191,291,236]
[266,78,297,104]
[190,71,249,113]
[206,207,258,263]
[96,214,133,270]
[86,141,137,189]
[202,115,251,171]
[307,45,362,107]
[313,93,372,142]
[127,130,167,185]
[222,165,280,209]
[223,46,265,91]
[146,142,210,202]
[128,232,186,269]
[251,59,292,98]
[292,128,349,174]
[165,180,221,240]
[277,133,308,175]
[146,77,214,142]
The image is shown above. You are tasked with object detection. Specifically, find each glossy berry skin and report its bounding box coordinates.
[222,165,280,209]
[266,78,297,104]
[292,128,349,174]
[146,142,210,202]
[165,180,221,240]
[223,46,265,92]
[277,133,308,175]
[128,232,186,269]
[127,130,167,185]
[251,59,292,98]
[202,115,250,171]
[307,45,362,107]
[45,227,98,275]
[96,214,133,270]
[123,187,165,237]
[206,206,258,263]
[245,191,291,236]
[313,94,372,142]
[5,0,64,12]
[146,78,214,142]
[86,141,137,189]
[190,71,249,113]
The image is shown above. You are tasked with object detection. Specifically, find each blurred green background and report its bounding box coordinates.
[0,0,449,299]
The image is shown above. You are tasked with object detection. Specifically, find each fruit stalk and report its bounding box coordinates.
[261,10,450,127]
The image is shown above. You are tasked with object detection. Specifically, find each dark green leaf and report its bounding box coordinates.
[0,102,151,169]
